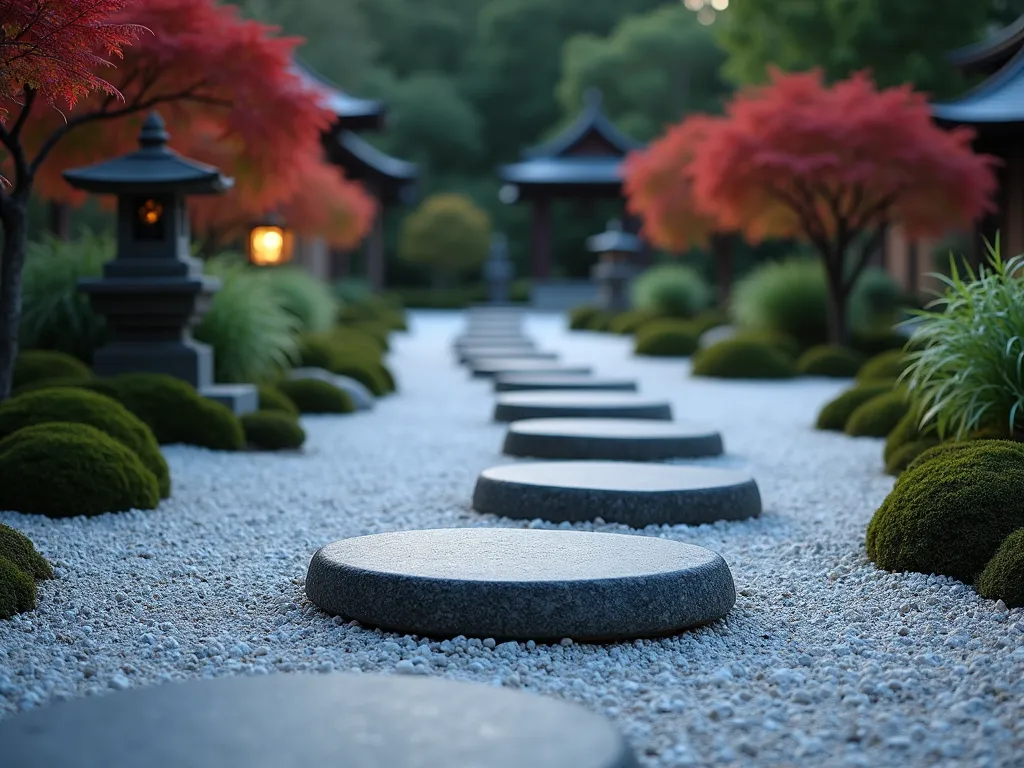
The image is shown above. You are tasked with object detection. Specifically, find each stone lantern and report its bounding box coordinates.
[587,219,640,312]
[62,112,257,414]
[483,233,515,304]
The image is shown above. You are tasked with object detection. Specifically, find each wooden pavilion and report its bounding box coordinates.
[497,90,644,279]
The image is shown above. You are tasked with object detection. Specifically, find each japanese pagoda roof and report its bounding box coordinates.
[499,156,625,187]
[947,15,1024,76]
[522,89,643,159]
[63,112,232,196]
[291,58,385,131]
[326,131,418,204]
[932,47,1024,125]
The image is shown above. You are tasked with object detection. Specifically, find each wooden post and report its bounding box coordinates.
[906,241,919,297]
[366,205,386,293]
[530,198,552,279]
[710,231,734,307]
[48,201,71,241]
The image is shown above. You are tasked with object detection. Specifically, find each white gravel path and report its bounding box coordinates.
[1,311,1022,767]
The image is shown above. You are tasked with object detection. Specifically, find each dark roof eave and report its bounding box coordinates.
[931,45,1024,126]
[61,174,233,196]
[333,131,418,182]
[291,57,386,123]
[521,89,643,159]
[947,15,1024,74]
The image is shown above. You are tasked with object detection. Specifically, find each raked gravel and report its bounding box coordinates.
[1,311,1022,767]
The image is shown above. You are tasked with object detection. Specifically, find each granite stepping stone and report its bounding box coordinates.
[0,673,639,768]
[503,418,723,460]
[472,359,592,379]
[286,367,375,410]
[459,349,559,365]
[306,528,735,641]
[494,392,671,422]
[473,461,761,526]
[453,334,534,348]
[494,373,638,393]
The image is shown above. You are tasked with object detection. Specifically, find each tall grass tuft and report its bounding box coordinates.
[902,239,1024,439]
[631,263,711,319]
[258,268,338,333]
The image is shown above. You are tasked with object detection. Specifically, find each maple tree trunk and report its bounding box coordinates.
[0,195,29,401]
[710,231,733,308]
[822,248,850,347]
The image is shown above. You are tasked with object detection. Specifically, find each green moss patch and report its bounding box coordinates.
[692,339,796,379]
[634,320,699,357]
[12,350,91,391]
[845,392,910,438]
[0,523,52,581]
[815,384,894,431]
[977,529,1024,608]
[0,557,36,620]
[242,410,306,451]
[276,379,355,414]
[856,350,908,384]
[257,385,299,416]
[796,345,865,378]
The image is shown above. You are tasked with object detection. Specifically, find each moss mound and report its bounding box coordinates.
[867,440,1024,582]
[241,410,306,451]
[849,330,910,358]
[731,330,801,359]
[796,345,865,378]
[634,320,699,357]
[883,413,939,473]
[568,305,600,330]
[105,373,244,450]
[856,350,908,383]
[333,357,390,396]
[690,310,730,336]
[0,523,53,580]
[12,350,91,391]
[885,439,943,477]
[0,388,170,498]
[276,379,355,414]
[0,557,36,620]
[585,310,614,332]
[977,529,1024,608]
[609,309,660,335]
[692,339,796,379]
[257,385,299,416]
[845,391,910,437]
[815,383,894,431]
[0,422,160,517]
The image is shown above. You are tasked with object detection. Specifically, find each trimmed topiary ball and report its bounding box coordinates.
[276,379,355,414]
[634,320,699,357]
[977,529,1024,608]
[815,383,894,431]
[883,413,939,475]
[0,422,160,517]
[867,440,1024,583]
[257,385,299,416]
[796,345,865,378]
[105,373,244,451]
[568,305,600,330]
[12,350,91,391]
[0,388,170,498]
[0,557,36,620]
[692,339,796,379]
[0,523,52,580]
[241,410,306,450]
[845,391,910,438]
[856,350,908,384]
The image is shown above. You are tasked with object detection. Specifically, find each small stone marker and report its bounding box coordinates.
[494,373,638,393]
[0,673,640,768]
[472,359,592,379]
[503,418,723,460]
[459,348,558,365]
[473,461,761,526]
[494,391,671,422]
[306,528,735,641]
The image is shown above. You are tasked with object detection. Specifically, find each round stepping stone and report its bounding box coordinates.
[460,349,558,365]
[494,392,671,422]
[473,461,761,526]
[0,673,639,768]
[495,373,638,393]
[306,528,735,641]
[472,359,592,379]
[503,418,723,460]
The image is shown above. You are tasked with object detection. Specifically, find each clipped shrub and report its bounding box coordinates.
[0,557,36,620]
[334,356,390,396]
[276,379,355,414]
[634,320,700,357]
[849,330,909,358]
[104,373,244,451]
[586,310,614,332]
[0,523,53,580]
[796,345,865,378]
[569,305,600,330]
[297,333,342,370]
[194,265,299,384]
[631,263,711,319]
[610,309,660,335]
[730,330,801,359]
[977,529,1024,608]
[258,385,299,416]
[12,350,91,391]
[690,310,730,336]
[0,388,170,498]
[343,321,390,351]
[815,383,894,431]
[692,339,797,379]
[399,194,491,282]
[0,423,160,517]
[856,350,908,384]
[845,391,910,437]
[241,410,306,451]
[331,326,386,356]
[867,441,1024,583]
[258,267,338,333]
[884,413,937,467]
[885,439,943,477]
[18,231,110,364]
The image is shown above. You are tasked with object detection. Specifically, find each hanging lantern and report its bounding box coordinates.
[248,212,294,266]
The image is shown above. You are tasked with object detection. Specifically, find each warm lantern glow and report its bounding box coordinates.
[138,199,163,225]
[249,225,293,266]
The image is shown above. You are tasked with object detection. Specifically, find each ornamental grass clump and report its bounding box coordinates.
[902,243,1024,440]
[631,264,711,319]
[258,267,338,334]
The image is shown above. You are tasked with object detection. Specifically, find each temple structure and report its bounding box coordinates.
[497,90,644,279]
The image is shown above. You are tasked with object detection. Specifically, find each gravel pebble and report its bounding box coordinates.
[1,312,1022,767]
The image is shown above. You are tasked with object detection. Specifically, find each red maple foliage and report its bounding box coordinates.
[688,68,998,343]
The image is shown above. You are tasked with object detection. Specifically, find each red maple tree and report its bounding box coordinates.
[0,0,373,399]
[688,68,998,344]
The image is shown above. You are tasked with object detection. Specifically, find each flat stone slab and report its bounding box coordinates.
[459,348,558,365]
[504,418,724,460]
[0,673,638,768]
[495,373,638,393]
[306,528,735,641]
[494,392,671,422]
[473,360,593,379]
[473,461,761,526]
[453,334,534,348]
